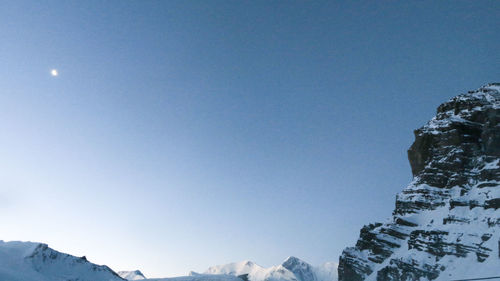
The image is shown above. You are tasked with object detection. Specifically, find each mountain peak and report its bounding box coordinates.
[338,83,500,281]
[281,256,316,281]
[0,241,123,281]
[205,259,263,276]
[118,270,146,280]
[282,256,303,265]
[203,257,335,281]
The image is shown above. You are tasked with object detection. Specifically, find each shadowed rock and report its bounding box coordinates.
[338,83,500,281]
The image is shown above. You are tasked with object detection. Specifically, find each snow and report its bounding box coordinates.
[3,83,498,281]
[0,240,336,281]
[0,240,123,281]
[205,260,265,277]
[362,180,500,280]
[421,83,500,136]
[342,83,500,280]
[119,270,147,280]
[204,257,337,281]
[484,159,500,170]
[146,274,243,281]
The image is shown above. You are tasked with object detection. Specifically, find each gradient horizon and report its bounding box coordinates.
[0,0,499,278]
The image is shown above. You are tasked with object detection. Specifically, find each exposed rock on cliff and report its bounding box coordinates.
[338,83,500,281]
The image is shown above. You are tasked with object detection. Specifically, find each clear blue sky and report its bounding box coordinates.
[0,0,498,278]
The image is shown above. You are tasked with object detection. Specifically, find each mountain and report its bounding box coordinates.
[145,274,244,281]
[7,84,498,281]
[338,83,500,281]
[204,257,337,281]
[0,240,124,281]
[119,270,147,280]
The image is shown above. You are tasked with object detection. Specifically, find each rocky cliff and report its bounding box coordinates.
[338,83,500,281]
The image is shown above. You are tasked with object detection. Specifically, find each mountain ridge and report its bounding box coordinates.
[203,256,337,281]
[338,83,500,281]
[119,270,147,280]
[0,240,124,281]
[3,83,499,281]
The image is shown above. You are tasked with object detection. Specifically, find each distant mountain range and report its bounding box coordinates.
[0,240,335,281]
[203,257,337,281]
[2,83,500,281]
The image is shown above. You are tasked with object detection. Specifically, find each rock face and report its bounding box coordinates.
[338,83,500,281]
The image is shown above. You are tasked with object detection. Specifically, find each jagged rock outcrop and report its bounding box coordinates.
[338,83,500,281]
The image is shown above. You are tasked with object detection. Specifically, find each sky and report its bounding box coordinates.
[0,0,499,278]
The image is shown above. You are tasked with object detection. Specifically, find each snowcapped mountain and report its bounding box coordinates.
[145,273,244,281]
[204,257,337,281]
[119,270,147,280]
[0,240,124,281]
[7,84,499,281]
[338,83,500,281]
[204,260,267,279]
[118,257,336,281]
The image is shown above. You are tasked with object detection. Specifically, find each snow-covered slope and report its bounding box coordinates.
[338,83,500,281]
[9,85,498,281]
[146,273,243,281]
[205,260,266,279]
[0,240,124,281]
[204,257,337,281]
[119,270,147,280]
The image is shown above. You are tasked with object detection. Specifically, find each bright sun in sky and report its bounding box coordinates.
[50,69,58,76]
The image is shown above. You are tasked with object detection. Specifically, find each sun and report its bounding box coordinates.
[51,69,58,76]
